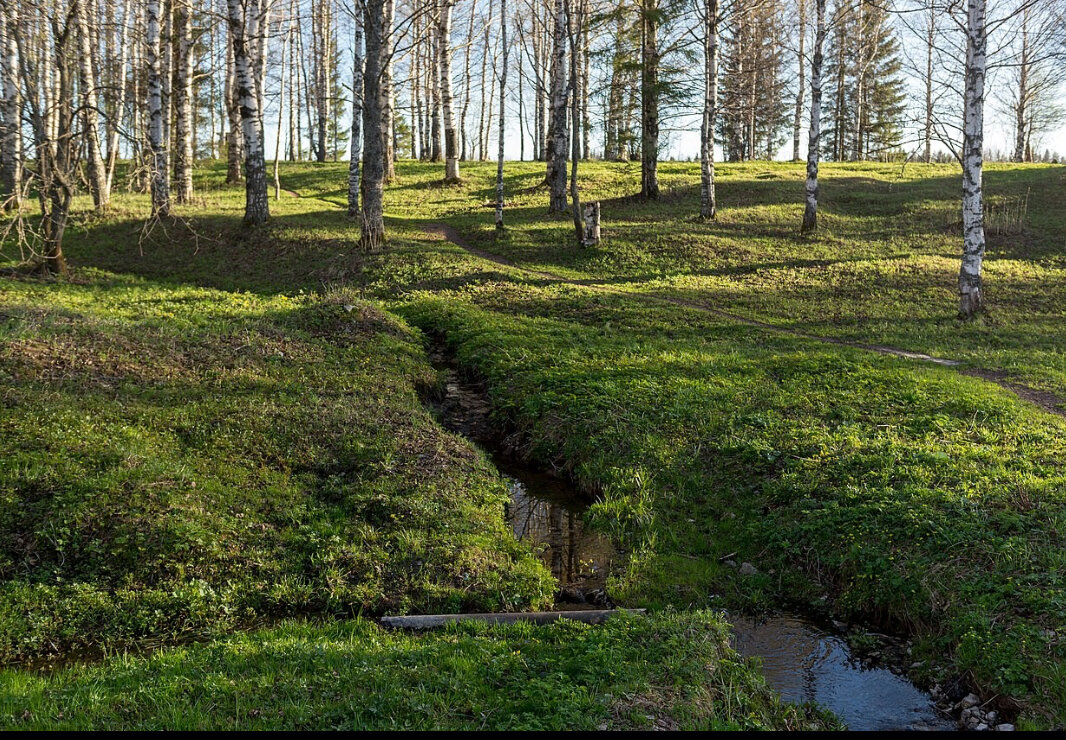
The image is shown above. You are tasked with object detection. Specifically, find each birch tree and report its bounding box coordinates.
[173,0,195,203]
[792,0,806,161]
[103,0,131,198]
[801,0,825,233]
[147,0,171,217]
[225,27,244,183]
[16,2,76,275]
[0,0,20,210]
[227,0,270,225]
[640,0,659,199]
[699,0,719,220]
[361,0,387,249]
[958,0,986,318]
[568,0,583,243]
[348,8,364,217]
[495,0,507,229]
[546,0,568,213]
[439,0,460,182]
[73,0,107,210]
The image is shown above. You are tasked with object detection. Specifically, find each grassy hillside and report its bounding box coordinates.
[0,268,554,663]
[3,158,1066,727]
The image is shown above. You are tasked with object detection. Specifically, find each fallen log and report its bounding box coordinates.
[380,609,645,630]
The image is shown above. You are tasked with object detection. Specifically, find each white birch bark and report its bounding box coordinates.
[274,10,291,200]
[360,0,386,249]
[959,0,986,318]
[227,0,269,225]
[792,0,806,162]
[699,0,718,220]
[225,23,243,183]
[0,0,21,209]
[173,0,195,203]
[801,0,825,233]
[382,0,396,180]
[348,9,364,217]
[568,0,582,242]
[459,0,476,161]
[640,0,659,199]
[495,0,506,229]
[440,0,460,182]
[147,0,170,217]
[546,0,567,213]
[103,0,130,198]
[74,0,107,209]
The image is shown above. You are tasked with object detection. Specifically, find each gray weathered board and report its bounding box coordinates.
[380,609,645,630]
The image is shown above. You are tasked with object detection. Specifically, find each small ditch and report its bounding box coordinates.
[424,340,970,730]
[425,344,616,608]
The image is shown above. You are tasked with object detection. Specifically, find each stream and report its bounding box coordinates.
[427,348,958,730]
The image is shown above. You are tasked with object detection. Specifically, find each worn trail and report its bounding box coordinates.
[423,222,1065,418]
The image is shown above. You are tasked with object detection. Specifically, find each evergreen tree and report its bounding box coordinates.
[718,0,790,161]
[822,0,905,160]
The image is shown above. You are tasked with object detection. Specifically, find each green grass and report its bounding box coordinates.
[0,266,554,663]
[0,611,834,730]
[3,158,1066,727]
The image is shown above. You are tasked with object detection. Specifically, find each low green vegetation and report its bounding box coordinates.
[0,612,833,730]
[0,266,553,663]
[3,159,1066,728]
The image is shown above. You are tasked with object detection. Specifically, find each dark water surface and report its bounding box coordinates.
[730,615,956,731]
[493,456,614,600]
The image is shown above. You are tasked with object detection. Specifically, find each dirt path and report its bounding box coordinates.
[423,222,1065,418]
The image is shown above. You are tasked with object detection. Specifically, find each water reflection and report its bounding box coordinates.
[730,615,955,731]
[495,459,614,596]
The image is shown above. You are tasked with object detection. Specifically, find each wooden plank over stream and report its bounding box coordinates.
[380,609,645,630]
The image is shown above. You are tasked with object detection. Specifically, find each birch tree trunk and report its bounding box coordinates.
[568,0,583,244]
[314,0,328,161]
[792,0,806,162]
[1012,5,1029,163]
[17,7,74,275]
[439,0,460,182]
[0,0,21,210]
[800,0,825,233]
[74,0,108,210]
[924,1,934,162]
[699,0,718,220]
[958,0,986,318]
[173,0,194,203]
[348,10,364,217]
[431,11,442,162]
[640,0,659,200]
[227,0,269,225]
[147,0,171,217]
[103,0,130,198]
[225,30,243,182]
[459,0,476,161]
[581,10,589,160]
[382,0,396,181]
[546,0,567,213]
[274,11,291,200]
[495,0,506,229]
[360,0,386,249]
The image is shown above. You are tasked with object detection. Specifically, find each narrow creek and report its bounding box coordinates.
[426,345,958,730]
